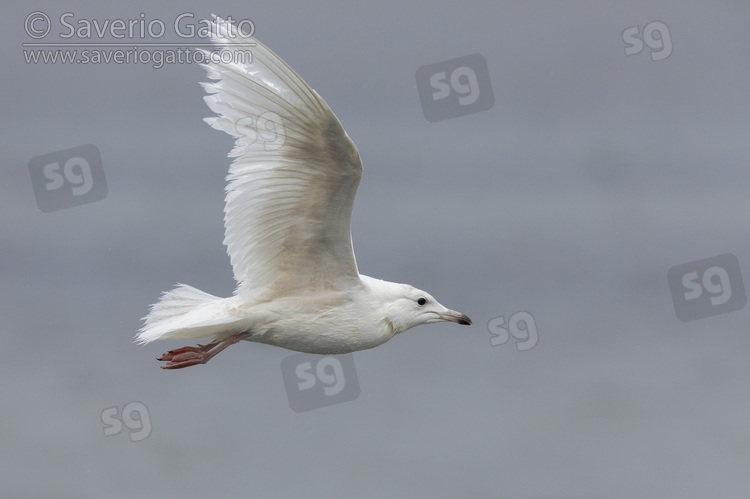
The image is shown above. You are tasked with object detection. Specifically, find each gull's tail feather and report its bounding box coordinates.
[136,284,238,344]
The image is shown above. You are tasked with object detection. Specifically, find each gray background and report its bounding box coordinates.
[3,1,750,497]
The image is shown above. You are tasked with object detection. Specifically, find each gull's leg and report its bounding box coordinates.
[157,340,222,361]
[158,332,251,369]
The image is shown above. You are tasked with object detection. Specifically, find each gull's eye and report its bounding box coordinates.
[417,297,427,306]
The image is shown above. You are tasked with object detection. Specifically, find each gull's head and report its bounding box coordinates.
[369,278,472,334]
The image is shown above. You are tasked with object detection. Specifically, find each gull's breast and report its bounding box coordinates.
[250,308,395,354]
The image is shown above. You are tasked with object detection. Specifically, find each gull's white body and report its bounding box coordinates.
[136,17,470,361]
[139,276,433,355]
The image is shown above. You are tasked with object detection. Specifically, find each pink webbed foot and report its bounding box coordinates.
[157,332,251,369]
[157,342,220,362]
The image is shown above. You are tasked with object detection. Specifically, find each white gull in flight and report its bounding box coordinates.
[136,17,471,369]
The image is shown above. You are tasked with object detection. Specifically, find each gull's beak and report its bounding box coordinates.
[438,310,472,326]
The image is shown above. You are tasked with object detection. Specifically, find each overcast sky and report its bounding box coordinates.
[3,1,750,497]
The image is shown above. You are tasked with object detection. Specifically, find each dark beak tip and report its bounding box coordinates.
[440,311,472,326]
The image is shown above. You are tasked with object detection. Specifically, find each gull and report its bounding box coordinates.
[136,17,472,369]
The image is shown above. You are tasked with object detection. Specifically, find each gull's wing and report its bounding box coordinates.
[200,17,363,300]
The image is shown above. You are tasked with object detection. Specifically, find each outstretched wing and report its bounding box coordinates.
[200,17,363,300]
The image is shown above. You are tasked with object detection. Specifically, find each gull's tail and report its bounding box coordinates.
[136,284,238,344]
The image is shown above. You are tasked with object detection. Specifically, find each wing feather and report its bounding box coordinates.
[201,17,363,300]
